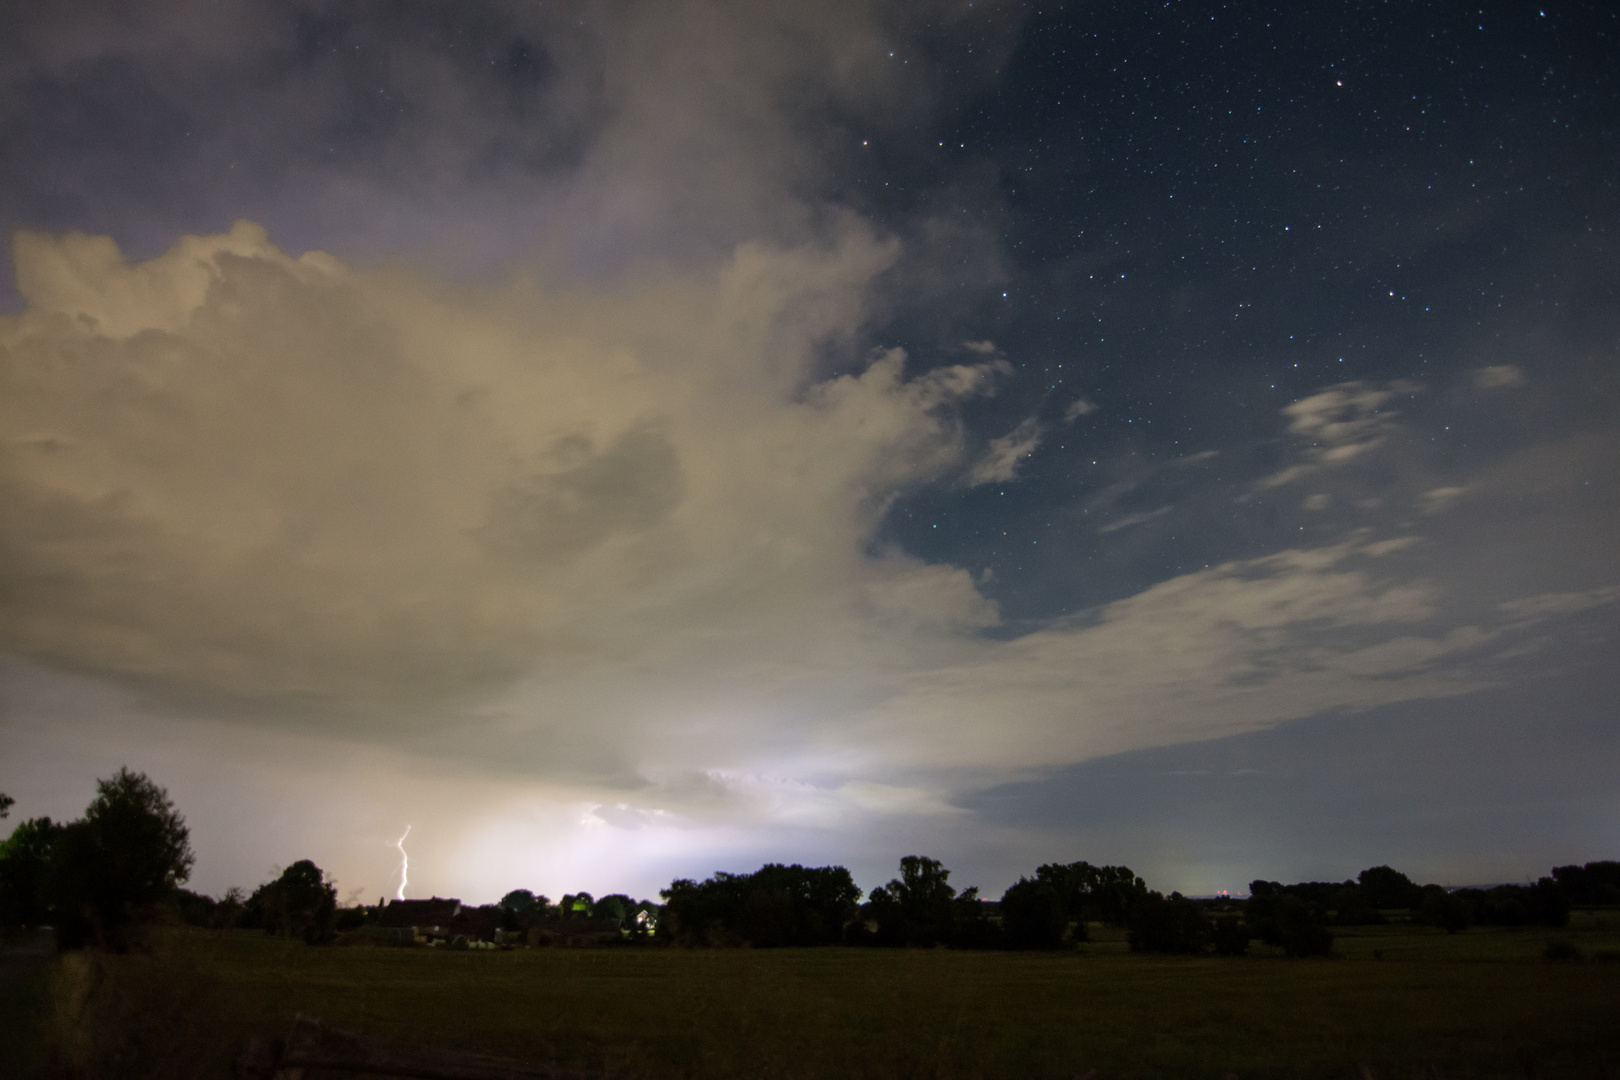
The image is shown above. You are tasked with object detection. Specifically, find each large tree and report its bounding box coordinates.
[50,768,195,950]
[1000,876,1068,950]
[865,855,960,946]
[499,888,537,914]
[246,859,338,943]
[660,864,858,946]
[0,815,62,927]
[1357,865,1424,910]
[1034,861,1148,926]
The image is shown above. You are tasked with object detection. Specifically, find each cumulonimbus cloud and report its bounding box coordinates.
[7,224,1617,906]
[0,222,1009,714]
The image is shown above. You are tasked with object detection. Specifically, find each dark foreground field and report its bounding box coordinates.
[4,917,1619,1080]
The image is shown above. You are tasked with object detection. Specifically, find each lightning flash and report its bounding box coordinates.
[395,825,411,901]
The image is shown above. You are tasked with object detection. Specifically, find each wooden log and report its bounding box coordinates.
[237,1015,603,1080]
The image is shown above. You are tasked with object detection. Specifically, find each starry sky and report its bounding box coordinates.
[2,1,1617,904]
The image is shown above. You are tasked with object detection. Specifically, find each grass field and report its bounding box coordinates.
[4,916,1619,1079]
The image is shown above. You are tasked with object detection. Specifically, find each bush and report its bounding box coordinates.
[1034,861,1148,926]
[951,889,1003,948]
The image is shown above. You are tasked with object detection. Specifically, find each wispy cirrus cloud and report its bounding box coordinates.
[967,417,1042,486]
[1255,380,1421,491]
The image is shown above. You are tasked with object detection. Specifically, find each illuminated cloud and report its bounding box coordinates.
[967,417,1042,486]
[1473,365,1525,390]
[1255,380,1420,490]
[1420,486,1468,513]
[1097,506,1173,533]
[1062,397,1097,420]
[0,223,1009,713]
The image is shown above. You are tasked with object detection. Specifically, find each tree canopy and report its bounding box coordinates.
[865,855,962,946]
[499,888,538,913]
[0,815,61,927]
[49,768,194,950]
[661,863,860,946]
[245,859,338,943]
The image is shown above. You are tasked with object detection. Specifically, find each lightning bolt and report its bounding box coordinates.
[395,825,411,901]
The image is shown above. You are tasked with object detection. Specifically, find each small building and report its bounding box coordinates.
[450,903,504,943]
[378,897,463,939]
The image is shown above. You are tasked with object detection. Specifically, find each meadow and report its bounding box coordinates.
[5,916,1620,1080]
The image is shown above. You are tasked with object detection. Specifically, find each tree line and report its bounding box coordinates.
[2,771,1616,956]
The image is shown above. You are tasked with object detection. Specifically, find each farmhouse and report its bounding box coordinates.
[378,897,462,939]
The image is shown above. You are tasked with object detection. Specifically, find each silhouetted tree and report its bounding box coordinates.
[1127,891,1211,953]
[866,855,959,947]
[660,864,859,946]
[246,860,337,944]
[1034,861,1146,927]
[593,893,633,924]
[1552,861,1620,906]
[500,888,537,914]
[1448,883,1565,928]
[1357,865,1424,910]
[1418,885,1471,934]
[1210,914,1251,956]
[49,769,194,950]
[951,886,1001,948]
[1246,883,1334,956]
[0,816,62,927]
[1000,877,1067,950]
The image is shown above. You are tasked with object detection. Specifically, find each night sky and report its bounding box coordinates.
[2,1,1617,904]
